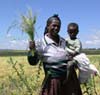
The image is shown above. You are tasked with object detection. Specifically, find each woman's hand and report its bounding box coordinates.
[29,41,35,50]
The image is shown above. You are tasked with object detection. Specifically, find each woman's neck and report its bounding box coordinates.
[46,33,60,44]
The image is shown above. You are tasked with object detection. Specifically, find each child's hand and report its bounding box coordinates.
[71,52,79,57]
[68,55,73,61]
[93,71,97,76]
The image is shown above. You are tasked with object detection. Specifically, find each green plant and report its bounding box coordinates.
[6,57,43,95]
[20,9,36,56]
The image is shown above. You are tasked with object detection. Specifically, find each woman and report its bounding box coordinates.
[28,15,82,95]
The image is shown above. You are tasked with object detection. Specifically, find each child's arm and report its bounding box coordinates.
[66,47,76,54]
[65,40,75,55]
[66,39,82,57]
[74,39,82,54]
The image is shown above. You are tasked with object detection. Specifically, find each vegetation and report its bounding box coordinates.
[0,56,44,95]
[0,49,100,56]
[0,53,100,95]
[81,55,100,95]
[82,49,100,55]
[0,50,27,56]
[20,9,36,56]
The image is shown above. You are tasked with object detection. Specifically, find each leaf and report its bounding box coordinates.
[20,9,36,41]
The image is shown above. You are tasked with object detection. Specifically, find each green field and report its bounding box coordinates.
[0,56,44,95]
[0,55,100,95]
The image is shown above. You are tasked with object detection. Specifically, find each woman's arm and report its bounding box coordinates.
[27,41,39,65]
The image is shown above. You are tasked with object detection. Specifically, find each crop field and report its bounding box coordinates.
[0,55,100,95]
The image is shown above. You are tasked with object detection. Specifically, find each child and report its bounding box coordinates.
[66,23,82,56]
[66,22,100,84]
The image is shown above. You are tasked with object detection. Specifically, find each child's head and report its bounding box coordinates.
[67,23,79,39]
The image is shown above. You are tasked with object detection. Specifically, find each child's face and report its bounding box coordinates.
[68,26,78,39]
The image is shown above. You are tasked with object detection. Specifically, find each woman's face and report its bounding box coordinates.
[47,19,61,37]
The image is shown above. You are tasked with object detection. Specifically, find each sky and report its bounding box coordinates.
[0,0,100,50]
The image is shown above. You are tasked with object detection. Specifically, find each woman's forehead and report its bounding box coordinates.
[51,19,60,24]
[53,19,59,22]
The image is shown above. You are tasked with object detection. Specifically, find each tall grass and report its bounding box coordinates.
[0,55,100,95]
[20,9,36,56]
[81,55,100,95]
[0,56,44,95]
[7,8,36,56]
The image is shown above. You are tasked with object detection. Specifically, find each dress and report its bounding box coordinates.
[28,35,82,95]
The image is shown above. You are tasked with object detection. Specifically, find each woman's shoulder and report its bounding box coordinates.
[35,36,50,48]
[59,36,66,47]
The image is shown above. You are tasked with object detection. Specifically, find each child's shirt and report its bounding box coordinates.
[66,37,82,55]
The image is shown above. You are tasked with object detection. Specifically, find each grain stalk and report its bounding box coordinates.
[20,9,36,56]
[7,57,33,95]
